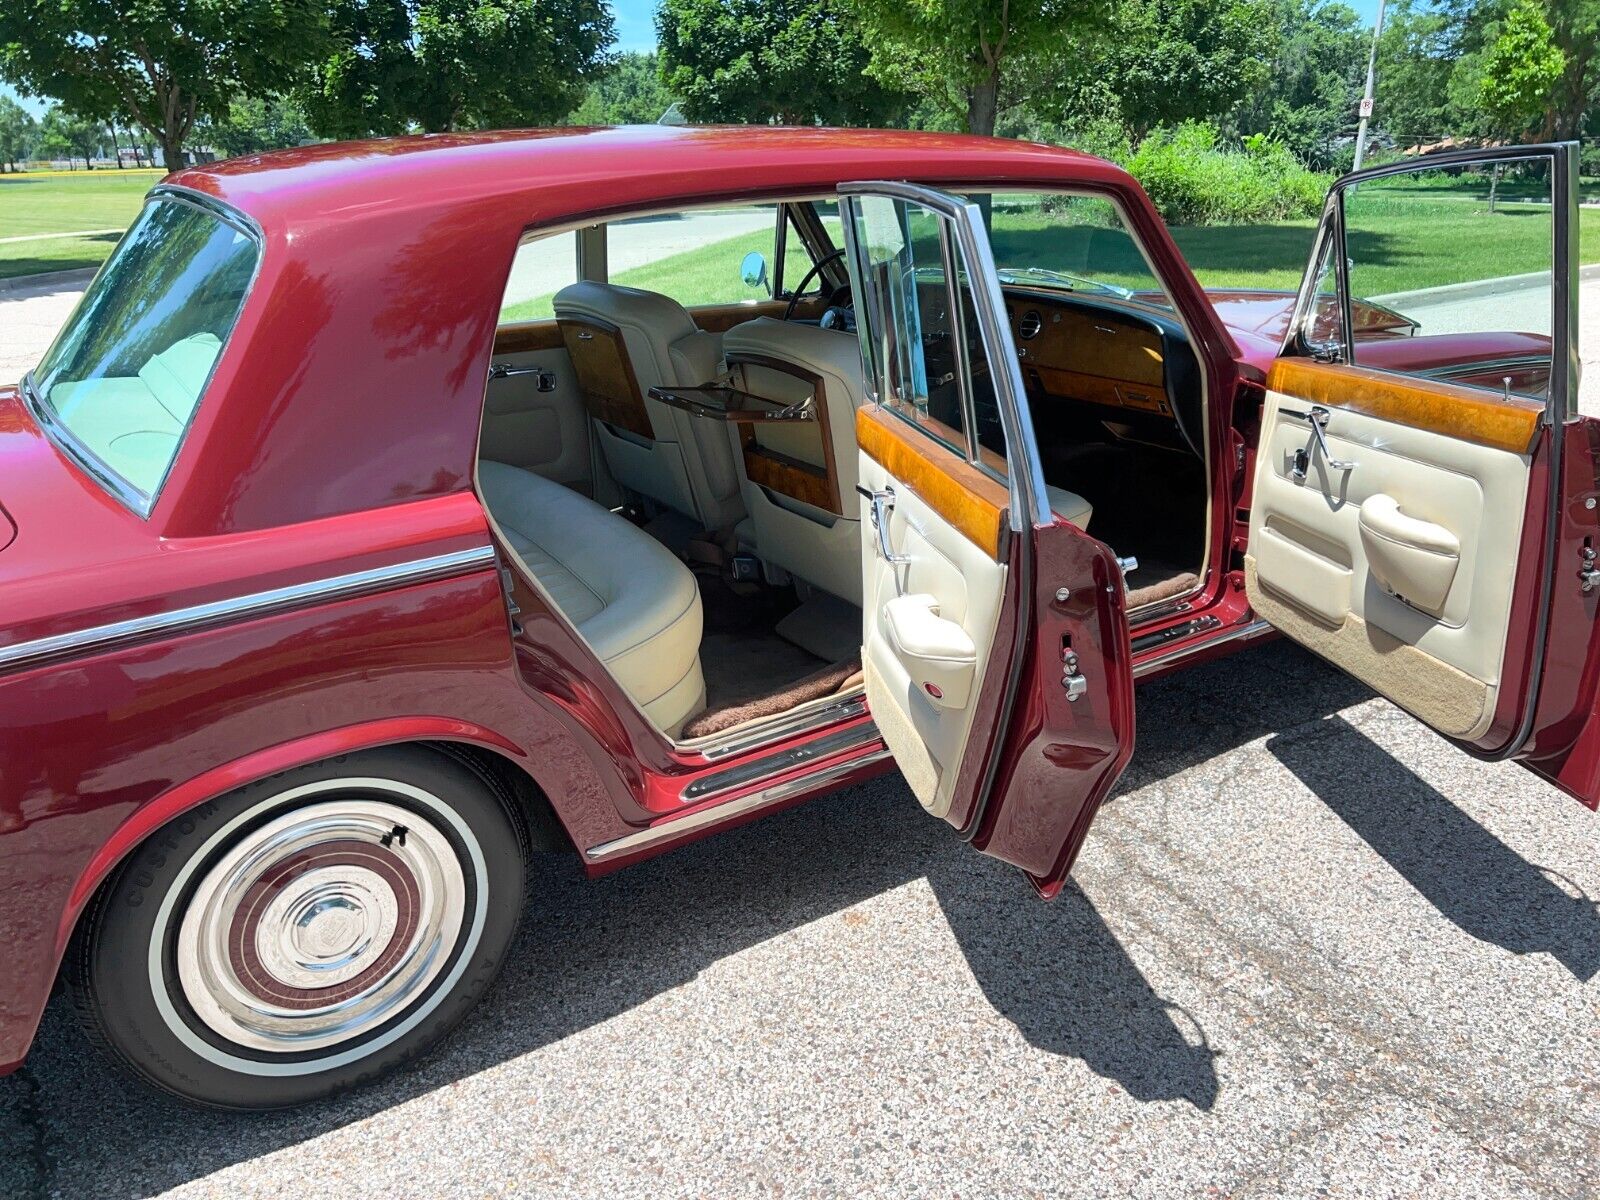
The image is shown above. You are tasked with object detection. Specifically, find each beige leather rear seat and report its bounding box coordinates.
[479,461,706,733]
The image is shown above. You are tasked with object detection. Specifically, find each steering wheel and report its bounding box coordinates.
[784,249,849,321]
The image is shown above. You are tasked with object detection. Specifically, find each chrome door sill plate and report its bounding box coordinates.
[586,724,888,862]
[1132,618,1273,678]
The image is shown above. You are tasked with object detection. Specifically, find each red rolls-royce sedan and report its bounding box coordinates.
[1,127,1594,1109]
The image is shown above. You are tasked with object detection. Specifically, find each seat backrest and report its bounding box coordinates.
[553,281,721,439]
[722,317,864,516]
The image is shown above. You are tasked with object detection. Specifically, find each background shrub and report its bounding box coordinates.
[1124,122,1332,225]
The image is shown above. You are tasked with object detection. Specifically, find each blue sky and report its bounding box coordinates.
[3,0,1386,116]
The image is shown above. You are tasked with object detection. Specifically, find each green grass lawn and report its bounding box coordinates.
[0,170,160,279]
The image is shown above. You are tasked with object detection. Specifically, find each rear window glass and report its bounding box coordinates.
[30,194,259,509]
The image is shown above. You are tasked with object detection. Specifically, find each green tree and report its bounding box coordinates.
[0,0,332,170]
[567,52,674,124]
[40,106,102,170]
[0,96,38,172]
[1230,0,1367,169]
[1479,0,1567,133]
[304,0,614,136]
[197,96,315,158]
[1373,0,1466,147]
[656,0,905,126]
[1092,0,1278,139]
[851,0,1106,137]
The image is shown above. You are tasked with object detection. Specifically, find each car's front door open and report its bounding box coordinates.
[839,182,1136,895]
[1250,144,1600,804]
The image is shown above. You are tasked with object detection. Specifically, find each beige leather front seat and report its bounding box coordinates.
[480,461,707,734]
[553,282,745,531]
[722,318,866,605]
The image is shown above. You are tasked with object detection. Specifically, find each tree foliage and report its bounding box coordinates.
[197,96,315,158]
[567,52,673,125]
[850,0,1106,136]
[39,106,103,170]
[657,0,905,126]
[303,0,614,136]
[1093,0,1278,139]
[1479,0,1567,131]
[0,96,38,171]
[0,0,330,169]
[1230,0,1366,170]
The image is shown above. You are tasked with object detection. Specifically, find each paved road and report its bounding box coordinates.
[1,639,1596,1199]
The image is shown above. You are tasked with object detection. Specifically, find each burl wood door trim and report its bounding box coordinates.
[1268,357,1542,455]
[559,315,654,440]
[856,403,1009,559]
[493,320,565,355]
[731,353,841,514]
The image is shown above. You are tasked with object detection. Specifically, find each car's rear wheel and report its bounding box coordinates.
[66,746,527,1110]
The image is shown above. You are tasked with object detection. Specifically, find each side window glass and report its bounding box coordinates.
[608,203,788,309]
[1341,160,1556,400]
[846,194,1002,467]
[500,230,579,323]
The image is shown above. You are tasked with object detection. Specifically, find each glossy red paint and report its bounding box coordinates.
[964,517,1137,895]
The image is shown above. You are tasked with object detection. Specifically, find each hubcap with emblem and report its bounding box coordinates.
[175,795,468,1055]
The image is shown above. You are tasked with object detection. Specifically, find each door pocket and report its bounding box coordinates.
[1255,522,1352,626]
[1357,494,1461,616]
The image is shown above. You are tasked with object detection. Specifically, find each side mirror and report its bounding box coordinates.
[740,251,770,295]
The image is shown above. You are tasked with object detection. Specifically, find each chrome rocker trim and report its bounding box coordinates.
[0,546,498,674]
[587,724,890,862]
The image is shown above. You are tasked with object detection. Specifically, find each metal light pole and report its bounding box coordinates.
[1352,0,1388,171]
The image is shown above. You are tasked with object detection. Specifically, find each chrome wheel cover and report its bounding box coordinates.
[174,794,467,1056]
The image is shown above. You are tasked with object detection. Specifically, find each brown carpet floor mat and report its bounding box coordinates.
[683,657,862,740]
[1125,564,1200,610]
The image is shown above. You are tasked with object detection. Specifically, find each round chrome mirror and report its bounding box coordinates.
[739,251,770,294]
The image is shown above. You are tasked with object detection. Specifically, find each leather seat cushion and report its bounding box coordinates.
[1046,484,1093,530]
[480,461,706,731]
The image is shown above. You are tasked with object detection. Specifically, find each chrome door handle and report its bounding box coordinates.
[1282,404,1356,480]
[488,362,558,392]
[857,485,911,565]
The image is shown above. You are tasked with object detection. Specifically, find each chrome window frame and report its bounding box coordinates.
[840,180,1054,533]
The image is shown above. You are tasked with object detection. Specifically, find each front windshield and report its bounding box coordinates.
[29,194,259,509]
[967,192,1172,309]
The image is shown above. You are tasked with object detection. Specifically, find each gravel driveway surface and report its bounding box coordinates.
[2,639,1597,1199]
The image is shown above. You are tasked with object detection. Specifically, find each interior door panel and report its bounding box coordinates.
[857,405,1008,817]
[1247,358,1539,741]
[484,321,593,492]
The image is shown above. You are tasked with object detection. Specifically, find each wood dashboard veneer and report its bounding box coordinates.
[1268,357,1542,455]
[857,404,1008,559]
[1008,299,1164,386]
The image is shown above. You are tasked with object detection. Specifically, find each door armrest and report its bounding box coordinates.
[882,593,977,708]
[1357,493,1460,614]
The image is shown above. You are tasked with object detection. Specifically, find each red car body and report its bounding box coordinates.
[1,127,1595,1082]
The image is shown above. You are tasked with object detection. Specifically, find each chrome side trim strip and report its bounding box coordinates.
[684,722,882,801]
[586,744,895,862]
[0,545,498,673]
[1131,618,1273,679]
[695,693,868,761]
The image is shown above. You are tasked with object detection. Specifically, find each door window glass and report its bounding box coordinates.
[1338,159,1557,400]
[845,194,1004,470]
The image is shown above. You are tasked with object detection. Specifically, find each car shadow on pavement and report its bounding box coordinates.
[1268,715,1600,980]
[0,644,1442,1195]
